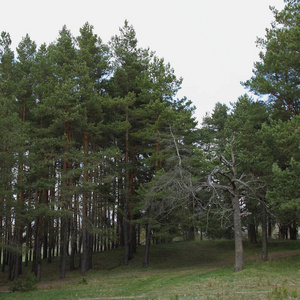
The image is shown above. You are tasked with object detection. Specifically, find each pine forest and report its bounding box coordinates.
[0,0,299,282]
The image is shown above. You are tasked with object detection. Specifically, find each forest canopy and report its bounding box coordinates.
[0,0,299,281]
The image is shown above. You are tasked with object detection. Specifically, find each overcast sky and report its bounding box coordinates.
[1,0,285,123]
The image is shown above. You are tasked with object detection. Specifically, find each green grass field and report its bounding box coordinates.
[0,240,299,299]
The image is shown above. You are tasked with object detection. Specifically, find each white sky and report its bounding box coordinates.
[1,0,285,124]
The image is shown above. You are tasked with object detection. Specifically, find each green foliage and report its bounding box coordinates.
[267,158,300,225]
[200,102,229,153]
[78,277,88,285]
[8,275,38,293]
[0,2,299,281]
[243,0,300,119]
[268,282,299,300]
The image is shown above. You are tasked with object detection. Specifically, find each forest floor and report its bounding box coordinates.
[1,239,300,299]
[36,249,300,290]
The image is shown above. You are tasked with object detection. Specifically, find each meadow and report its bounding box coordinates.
[0,239,299,299]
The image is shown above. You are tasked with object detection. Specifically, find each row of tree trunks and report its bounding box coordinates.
[0,192,121,275]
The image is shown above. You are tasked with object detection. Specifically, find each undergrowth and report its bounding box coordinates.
[8,274,38,293]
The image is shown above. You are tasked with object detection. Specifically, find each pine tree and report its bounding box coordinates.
[109,20,152,265]
[76,22,110,274]
[0,31,28,280]
[243,0,300,119]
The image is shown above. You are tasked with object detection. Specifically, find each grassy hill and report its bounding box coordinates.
[0,239,300,299]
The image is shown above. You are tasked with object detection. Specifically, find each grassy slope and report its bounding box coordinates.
[1,240,300,299]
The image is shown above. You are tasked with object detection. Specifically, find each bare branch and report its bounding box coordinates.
[169,124,183,180]
[220,154,233,168]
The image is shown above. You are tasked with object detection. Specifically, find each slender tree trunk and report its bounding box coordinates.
[230,141,244,272]
[81,208,88,274]
[88,232,93,270]
[60,117,72,279]
[42,188,48,261]
[78,233,82,269]
[59,216,68,279]
[8,250,13,281]
[33,215,42,280]
[117,174,123,248]
[124,104,130,266]
[82,132,89,274]
[232,193,244,271]
[143,224,151,268]
[112,184,116,249]
[289,221,297,240]
[261,198,268,261]
[25,221,31,267]
[48,216,52,264]
[14,168,25,280]
[248,222,257,244]
[70,192,78,271]
[129,166,136,259]
[32,191,43,280]
[123,216,129,266]
[13,229,22,281]
[70,216,75,271]
[13,103,28,281]
[268,219,272,238]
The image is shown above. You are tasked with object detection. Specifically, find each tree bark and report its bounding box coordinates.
[124,104,130,266]
[59,216,68,279]
[123,217,130,266]
[248,223,257,244]
[232,194,244,271]
[261,198,268,261]
[82,132,89,274]
[143,224,151,268]
[60,117,72,279]
[230,141,244,272]
[232,195,244,271]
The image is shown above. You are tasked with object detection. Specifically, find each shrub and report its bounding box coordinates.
[9,274,38,292]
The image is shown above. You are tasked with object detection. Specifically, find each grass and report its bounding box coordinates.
[0,239,299,299]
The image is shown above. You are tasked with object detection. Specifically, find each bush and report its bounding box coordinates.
[79,277,88,285]
[9,274,38,292]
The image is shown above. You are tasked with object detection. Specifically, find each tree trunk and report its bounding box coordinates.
[14,172,25,280]
[123,217,130,266]
[60,116,72,278]
[81,132,89,274]
[59,216,68,279]
[25,222,31,267]
[289,221,297,240]
[143,224,151,268]
[47,217,52,264]
[81,226,88,273]
[232,193,244,272]
[88,232,93,270]
[230,140,244,272]
[32,191,42,281]
[124,104,130,266]
[13,228,22,281]
[248,223,257,244]
[279,225,288,239]
[129,160,136,259]
[70,217,76,271]
[261,198,268,261]
[129,224,136,260]
[268,219,272,238]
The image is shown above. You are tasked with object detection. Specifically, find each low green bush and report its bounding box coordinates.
[9,274,38,293]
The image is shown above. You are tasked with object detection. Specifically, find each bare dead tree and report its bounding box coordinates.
[206,138,266,271]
